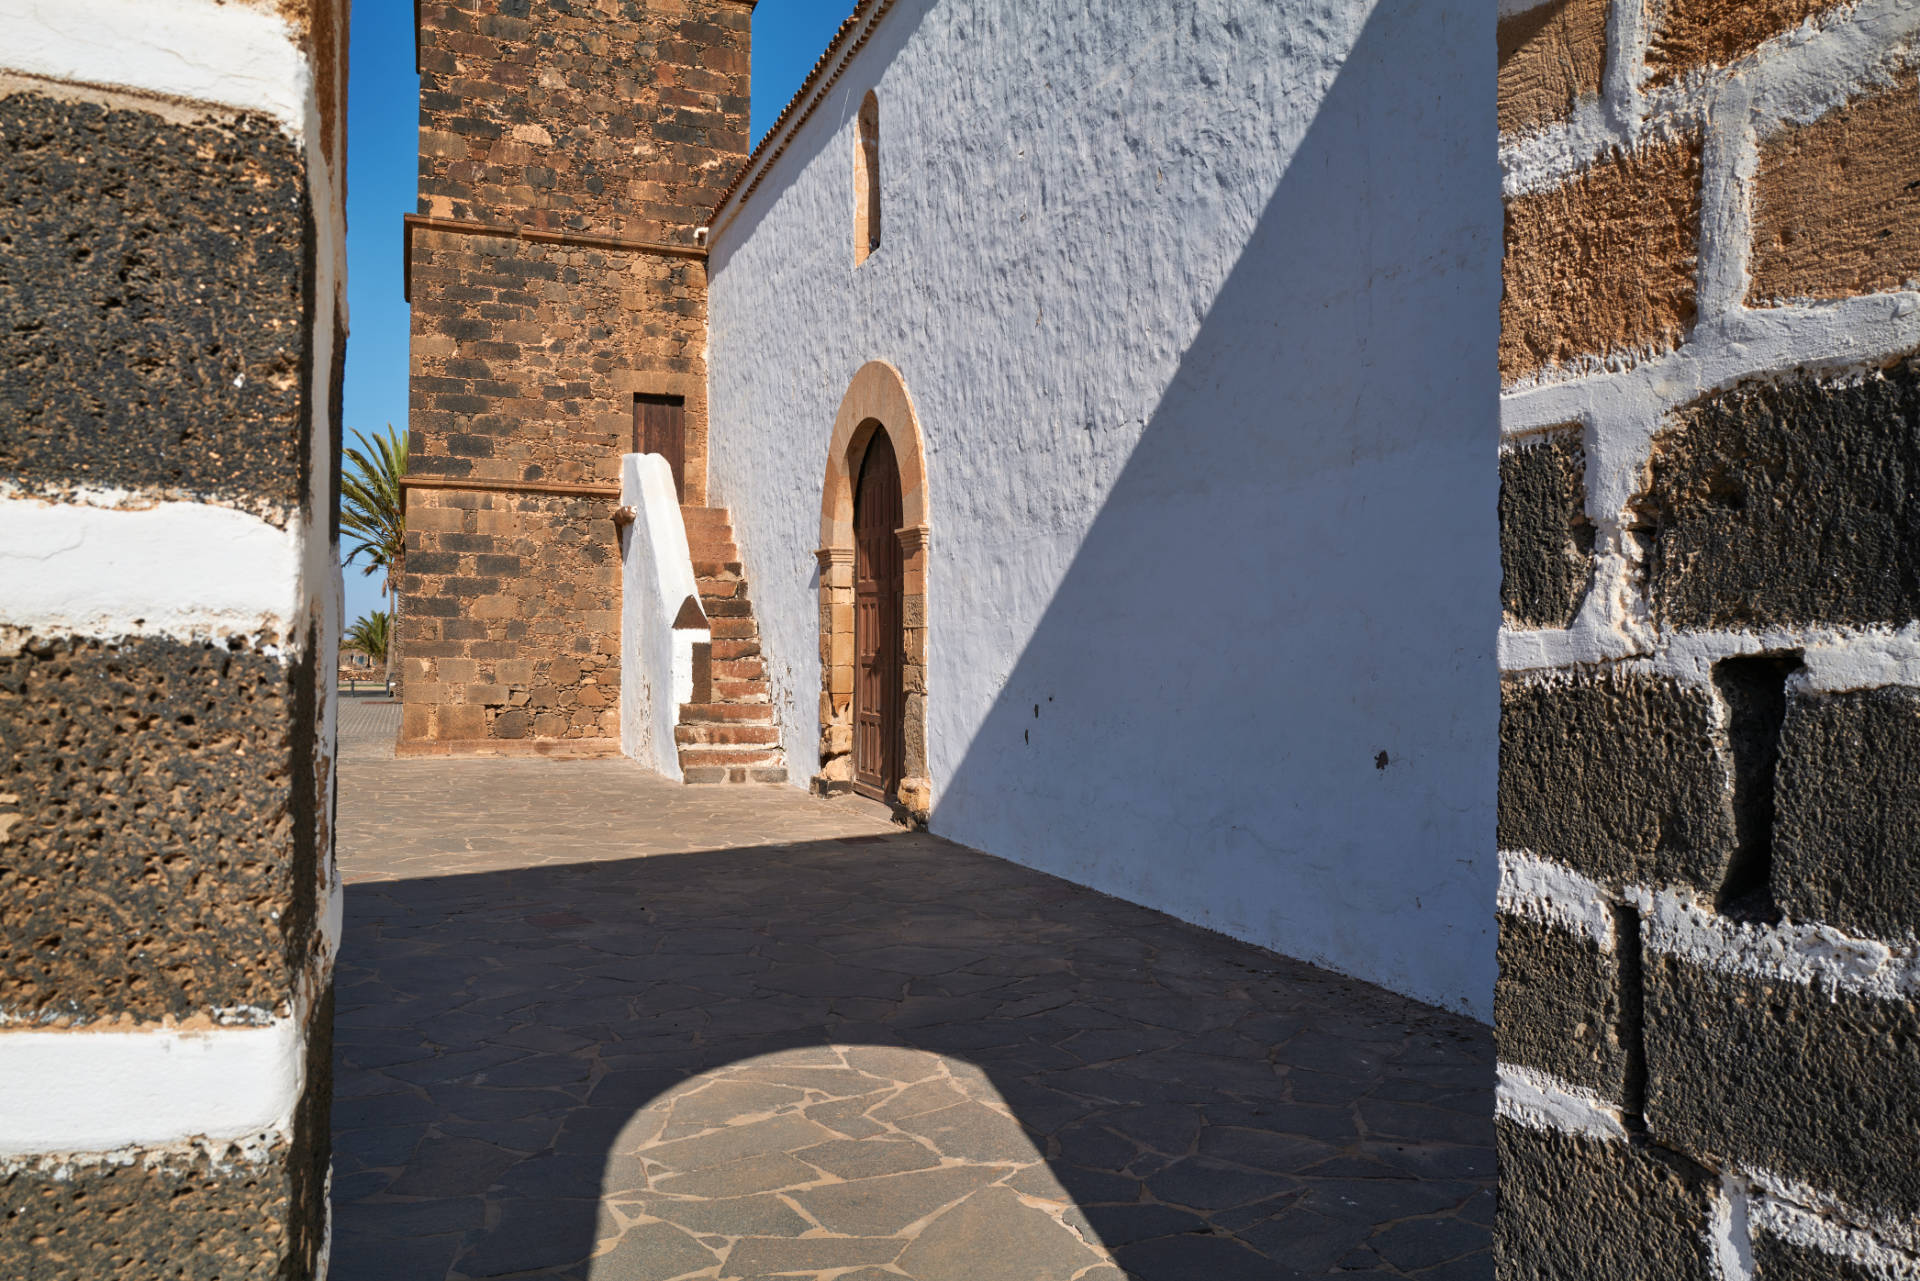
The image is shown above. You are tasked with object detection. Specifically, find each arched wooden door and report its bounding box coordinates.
[853,429,904,800]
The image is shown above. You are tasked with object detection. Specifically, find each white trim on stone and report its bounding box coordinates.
[1498,849,1617,951]
[0,498,309,648]
[1634,887,1920,1002]
[1747,1167,1920,1268]
[1709,1173,1759,1281]
[0,0,310,136]
[1495,1061,1629,1142]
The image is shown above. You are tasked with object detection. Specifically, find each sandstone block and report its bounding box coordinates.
[439,704,485,739]
[1501,136,1702,382]
[1646,0,1848,84]
[1749,75,1920,306]
[1497,0,1609,135]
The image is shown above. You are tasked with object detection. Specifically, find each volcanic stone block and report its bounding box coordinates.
[1501,135,1702,382]
[0,91,312,510]
[0,635,318,1022]
[1753,1232,1900,1281]
[1495,1119,1716,1280]
[1647,0,1850,84]
[1496,911,1630,1099]
[1499,671,1733,890]
[1774,687,1920,940]
[1498,0,1609,135]
[1500,430,1595,628]
[1645,954,1920,1216]
[1751,74,1920,305]
[0,1143,309,1280]
[1632,355,1920,630]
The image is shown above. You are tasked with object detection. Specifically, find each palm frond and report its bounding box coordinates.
[343,611,391,664]
[340,424,409,586]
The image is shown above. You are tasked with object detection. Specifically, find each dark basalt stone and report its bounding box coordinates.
[1632,354,1920,630]
[1495,910,1630,1100]
[0,91,314,511]
[1775,687,1920,941]
[1495,1118,1715,1281]
[1499,670,1733,891]
[1500,429,1595,629]
[1645,953,1920,1217]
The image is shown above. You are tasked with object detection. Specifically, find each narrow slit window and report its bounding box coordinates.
[855,90,881,265]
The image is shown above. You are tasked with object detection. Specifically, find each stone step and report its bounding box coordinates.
[682,763,789,785]
[709,618,758,640]
[675,723,780,747]
[681,505,732,530]
[709,638,760,661]
[696,576,742,599]
[691,559,743,579]
[711,657,764,680]
[678,702,774,725]
[712,681,770,703]
[702,598,752,619]
[677,744,786,767]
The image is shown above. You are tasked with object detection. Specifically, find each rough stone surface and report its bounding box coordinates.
[415,0,749,241]
[1497,0,1609,135]
[0,1144,312,1280]
[1749,73,1920,305]
[1501,136,1702,382]
[0,636,319,1023]
[1632,354,1920,630]
[1494,1120,1715,1280]
[1645,954,1920,1216]
[1494,911,1628,1099]
[1774,687,1920,941]
[1500,429,1594,628]
[1646,0,1850,83]
[399,488,622,744]
[1753,1231,1904,1281]
[331,754,1496,1279]
[0,91,312,513]
[1499,671,1732,891]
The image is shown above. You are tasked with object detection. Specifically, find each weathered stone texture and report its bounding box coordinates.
[0,636,319,1023]
[1646,0,1849,83]
[1501,136,1702,382]
[1631,354,1920,630]
[408,232,706,490]
[399,490,621,743]
[1753,1231,1908,1281]
[1645,955,1920,1216]
[1495,912,1629,1098]
[1775,687,1920,940]
[1500,430,1594,628]
[1495,1120,1715,1280]
[1749,74,1920,306]
[415,0,750,241]
[1499,671,1732,890]
[0,91,313,512]
[0,1143,312,1280]
[1497,0,1609,135]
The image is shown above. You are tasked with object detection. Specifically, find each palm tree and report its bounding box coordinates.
[343,612,392,693]
[341,425,408,690]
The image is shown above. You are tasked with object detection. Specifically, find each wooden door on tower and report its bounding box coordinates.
[853,429,904,800]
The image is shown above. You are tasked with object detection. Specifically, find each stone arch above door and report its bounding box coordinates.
[816,361,930,820]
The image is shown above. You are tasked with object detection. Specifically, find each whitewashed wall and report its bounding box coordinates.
[706,0,1501,1016]
[620,452,708,780]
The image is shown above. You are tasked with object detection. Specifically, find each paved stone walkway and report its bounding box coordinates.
[331,752,1494,1280]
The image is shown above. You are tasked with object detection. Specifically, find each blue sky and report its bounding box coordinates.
[341,2,853,627]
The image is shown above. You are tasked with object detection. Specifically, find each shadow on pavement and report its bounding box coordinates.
[330,832,1493,1280]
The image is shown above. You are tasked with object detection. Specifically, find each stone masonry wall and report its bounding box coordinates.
[1496,0,1920,1276]
[402,0,749,752]
[0,1,347,1275]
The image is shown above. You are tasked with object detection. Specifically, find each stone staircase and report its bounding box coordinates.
[676,507,787,784]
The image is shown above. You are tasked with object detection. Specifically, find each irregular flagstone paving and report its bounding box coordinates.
[332,753,1494,1280]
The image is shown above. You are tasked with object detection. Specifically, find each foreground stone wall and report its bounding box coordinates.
[1496,0,1920,1274]
[0,1,347,1274]
[400,0,749,754]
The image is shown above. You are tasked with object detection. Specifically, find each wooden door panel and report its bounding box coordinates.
[853,431,904,799]
[634,394,686,501]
